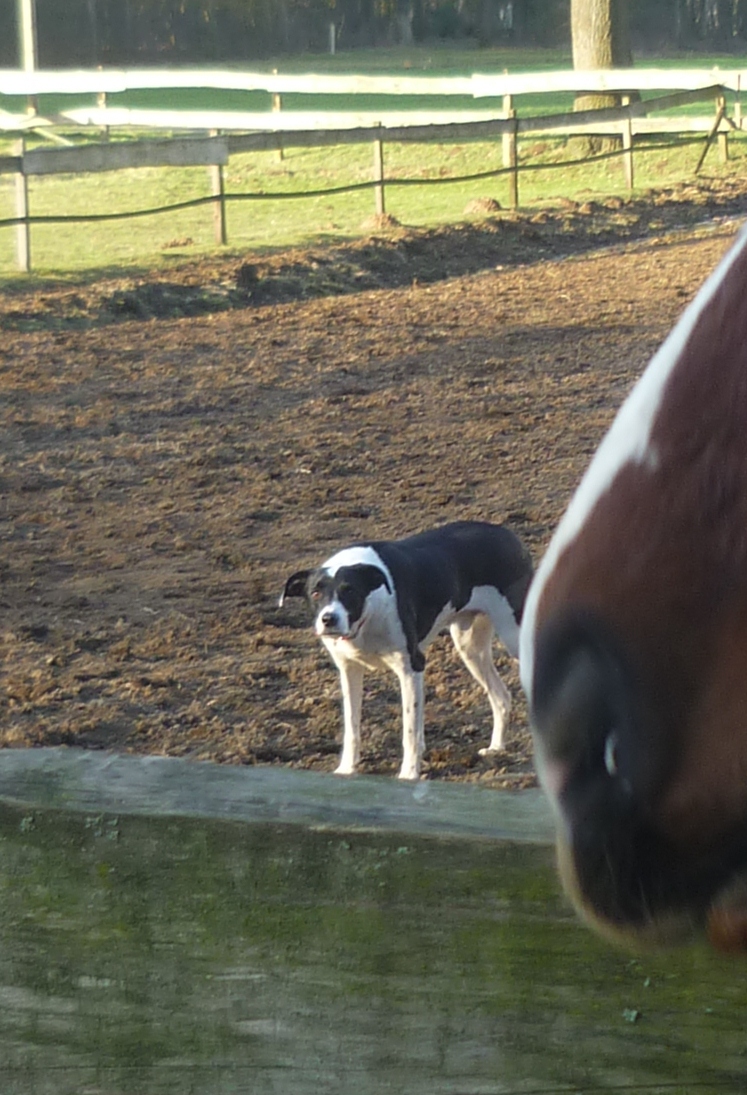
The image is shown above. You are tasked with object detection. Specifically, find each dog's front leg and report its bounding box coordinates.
[391,656,425,780]
[335,658,364,775]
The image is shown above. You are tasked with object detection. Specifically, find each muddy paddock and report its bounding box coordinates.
[1,178,745,787]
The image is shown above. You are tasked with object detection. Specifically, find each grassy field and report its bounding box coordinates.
[0,44,744,278]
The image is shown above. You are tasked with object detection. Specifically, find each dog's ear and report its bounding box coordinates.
[279,570,311,607]
[352,564,391,596]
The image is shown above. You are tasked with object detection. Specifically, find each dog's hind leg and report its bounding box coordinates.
[450,613,511,754]
[387,653,425,780]
[335,659,364,775]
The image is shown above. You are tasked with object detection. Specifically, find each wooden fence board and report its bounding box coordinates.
[225,120,512,152]
[54,107,507,131]
[21,135,229,176]
[1,110,732,149]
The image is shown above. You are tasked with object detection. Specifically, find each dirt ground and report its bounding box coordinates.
[1,175,746,788]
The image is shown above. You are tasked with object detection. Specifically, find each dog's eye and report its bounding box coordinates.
[338,583,350,595]
[311,590,321,601]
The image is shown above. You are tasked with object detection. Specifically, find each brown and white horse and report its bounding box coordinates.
[520,225,747,952]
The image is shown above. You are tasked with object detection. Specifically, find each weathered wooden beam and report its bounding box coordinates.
[52,107,505,131]
[696,99,727,173]
[0,106,735,184]
[0,155,23,173]
[516,85,727,136]
[21,135,229,176]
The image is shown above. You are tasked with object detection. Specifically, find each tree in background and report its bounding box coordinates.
[572,0,632,70]
[674,0,747,47]
[571,0,632,152]
[5,0,747,68]
[5,0,569,64]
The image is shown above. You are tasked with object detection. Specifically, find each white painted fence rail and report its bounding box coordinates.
[1,108,508,134]
[0,65,744,98]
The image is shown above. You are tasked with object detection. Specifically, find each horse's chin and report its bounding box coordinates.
[555,835,701,952]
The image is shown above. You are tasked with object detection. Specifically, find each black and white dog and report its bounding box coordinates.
[280,521,533,780]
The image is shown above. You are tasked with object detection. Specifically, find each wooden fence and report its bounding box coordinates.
[0,66,743,272]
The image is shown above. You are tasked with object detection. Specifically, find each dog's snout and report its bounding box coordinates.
[315,604,345,638]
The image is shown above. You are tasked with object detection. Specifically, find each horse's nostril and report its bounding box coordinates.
[533,641,610,773]
[531,609,642,798]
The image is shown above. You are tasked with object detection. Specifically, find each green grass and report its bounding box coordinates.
[1,45,745,278]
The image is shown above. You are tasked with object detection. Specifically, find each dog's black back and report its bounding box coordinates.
[366,521,532,647]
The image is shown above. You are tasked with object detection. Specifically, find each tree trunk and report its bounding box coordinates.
[571,0,632,154]
[396,1,414,44]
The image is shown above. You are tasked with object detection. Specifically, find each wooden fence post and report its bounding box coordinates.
[696,97,727,173]
[96,67,109,141]
[502,93,514,168]
[621,95,634,190]
[736,75,742,131]
[502,97,519,210]
[373,127,385,216]
[717,94,729,162]
[272,69,284,162]
[17,0,39,115]
[209,129,227,246]
[14,138,30,273]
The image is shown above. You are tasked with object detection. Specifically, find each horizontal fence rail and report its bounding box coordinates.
[0,138,705,226]
[0,65,744,98]
[0,86,730,170]
[0,66,742,272]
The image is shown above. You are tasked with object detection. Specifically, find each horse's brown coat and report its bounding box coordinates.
[526,228,747,946]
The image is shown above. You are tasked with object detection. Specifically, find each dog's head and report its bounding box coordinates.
[280,563,391,641]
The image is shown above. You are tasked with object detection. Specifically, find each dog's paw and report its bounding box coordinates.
[334,763,356,776]
[478,744,504,757]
